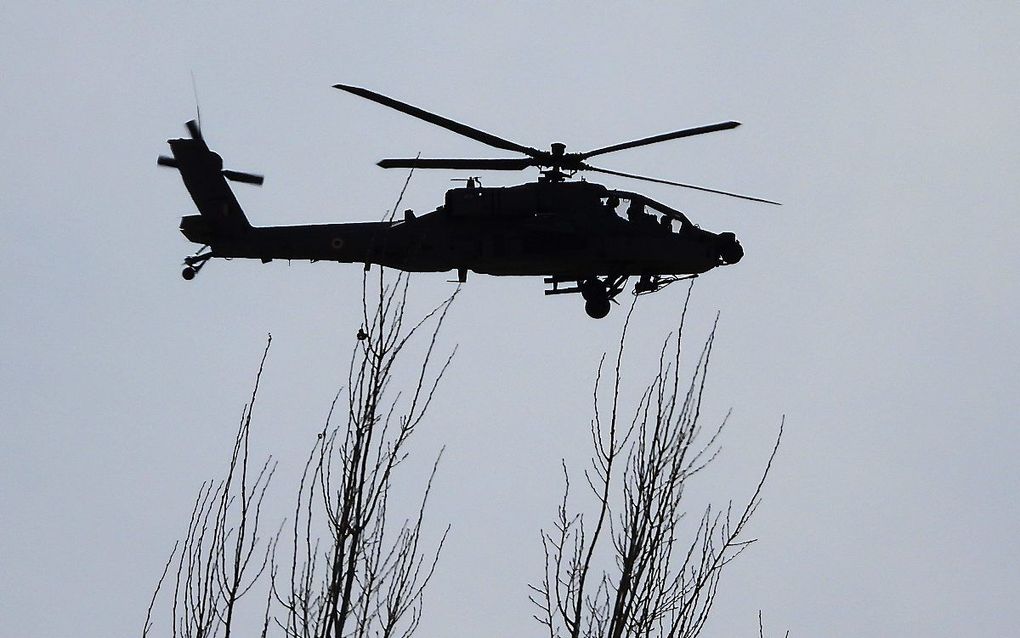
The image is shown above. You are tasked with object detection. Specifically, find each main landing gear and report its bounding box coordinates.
[181,248,212,280]
[580,279,613,319]
[545,275,628,319]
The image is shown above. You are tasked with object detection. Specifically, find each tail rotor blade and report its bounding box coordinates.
[190,70,202,133]
[222,169,264,186]
[185,119,203,141]
[163,120,264,186]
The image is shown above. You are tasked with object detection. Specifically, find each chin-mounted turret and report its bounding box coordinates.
[717,232,744,264]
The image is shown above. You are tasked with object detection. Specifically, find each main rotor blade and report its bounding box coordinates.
[584,164,781,205]
[377,158,533,170]
[334,84,539,156]
[580,121,741,159]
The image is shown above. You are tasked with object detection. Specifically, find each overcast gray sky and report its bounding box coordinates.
[2,3,1019,636]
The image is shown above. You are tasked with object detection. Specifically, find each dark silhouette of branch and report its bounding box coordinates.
[273,269,457,638]
[759,610,790,638]
[532,286,783,638]
[145,335,277,638]
[143,541,179,638]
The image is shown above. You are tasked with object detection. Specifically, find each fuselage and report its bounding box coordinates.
[203,181,741,279]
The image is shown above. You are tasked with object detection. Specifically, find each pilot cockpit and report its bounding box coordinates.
[604,192,688,234]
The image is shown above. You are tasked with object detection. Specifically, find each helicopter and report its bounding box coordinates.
[159,84,778,318]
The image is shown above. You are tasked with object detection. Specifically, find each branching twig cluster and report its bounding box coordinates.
[145,263,784,638]
[272,270,457,638]
[144,338,277,638]
[531,289,783,638]
[145,270,457,638]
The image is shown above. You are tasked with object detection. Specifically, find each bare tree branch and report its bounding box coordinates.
[274,270,458,638]
[533,287,783,638]
[145,335,277,638]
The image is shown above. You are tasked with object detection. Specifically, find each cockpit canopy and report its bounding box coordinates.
[603,190,694,234]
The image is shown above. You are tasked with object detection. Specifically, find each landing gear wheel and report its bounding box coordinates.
[585,298,611,319]
[182,266,197,281]
[580,278,607,302]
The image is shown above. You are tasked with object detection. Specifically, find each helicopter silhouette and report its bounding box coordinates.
[159,84,778,318]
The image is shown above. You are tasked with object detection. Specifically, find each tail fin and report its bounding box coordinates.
[158,121,261,244]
